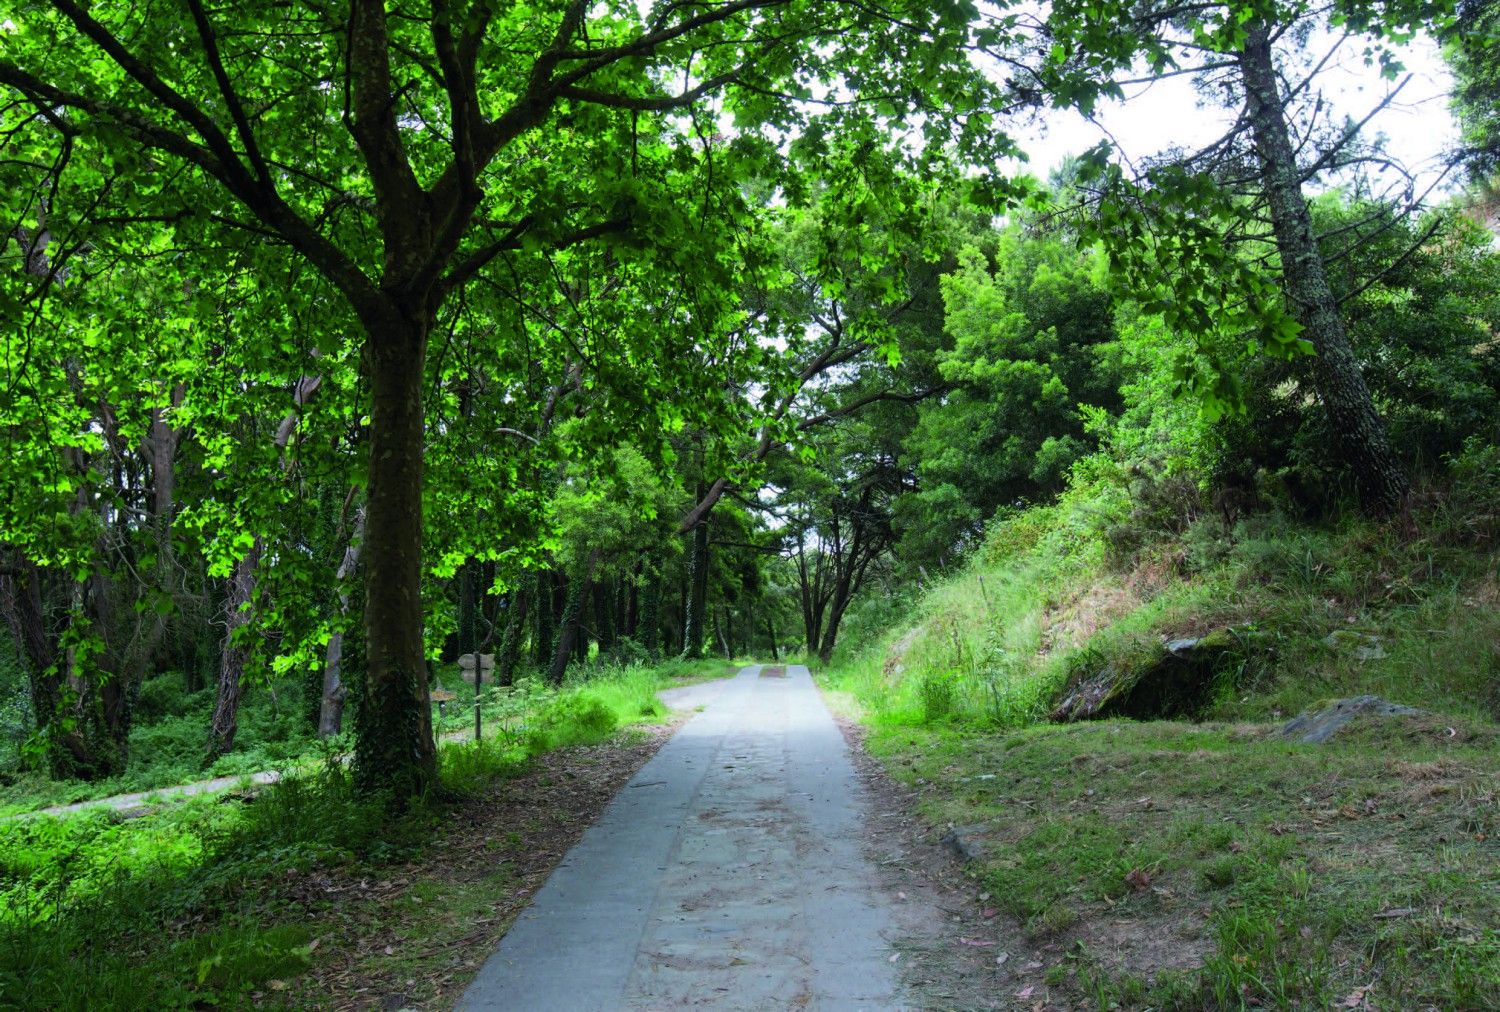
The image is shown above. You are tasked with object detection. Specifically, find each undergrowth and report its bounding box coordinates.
[826,443,1500,1009]
[0,660,692,1009]
[828,440,1500,731]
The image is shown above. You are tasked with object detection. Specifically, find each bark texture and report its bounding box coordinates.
[548,551,601,684]
[208,541,262,756]
[354,313,437,798]
[319,505,366,737]
[495,576,531,686]
[1240,24,1409,514]
[681,514,710,659]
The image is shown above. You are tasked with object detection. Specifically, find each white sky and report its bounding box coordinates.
[1010,30,1459,198]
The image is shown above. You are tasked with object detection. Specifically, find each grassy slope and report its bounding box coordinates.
[826,473,1500,1008]
[0,658,734,1009]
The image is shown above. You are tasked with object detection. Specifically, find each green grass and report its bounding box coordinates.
[825,464,1500,1008]
[829,474,1500,733]
[0,659,692,1009]
[0,673,323,817]
[858,716,1500,1009]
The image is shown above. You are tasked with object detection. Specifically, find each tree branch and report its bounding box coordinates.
[185,0,274,187]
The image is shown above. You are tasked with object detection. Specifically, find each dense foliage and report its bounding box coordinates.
[1,0,1496,1003]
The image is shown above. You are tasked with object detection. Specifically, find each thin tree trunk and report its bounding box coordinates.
[623,571,637,641]
[593,579,615,657]
[319,506,365,737]
[208,541,261,756]
[640,568,663,660]
[765,614,779,661]
[496,575,531,686]
[532,571,556,667]
[1239,24,1408,514]
[142,384,185,674]
[682,513,710,658]
[548,550,601,685]
[715,605,731,659]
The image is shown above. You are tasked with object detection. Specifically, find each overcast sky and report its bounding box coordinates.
[1009,30,1459,199]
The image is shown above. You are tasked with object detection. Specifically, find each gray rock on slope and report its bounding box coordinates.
[1279,695,1421,744]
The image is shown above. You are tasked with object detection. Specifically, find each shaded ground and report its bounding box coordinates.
[833,711,1050,1010]
[14,663,743,823]
[292,721,685,1010]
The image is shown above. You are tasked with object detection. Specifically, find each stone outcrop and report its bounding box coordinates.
[1278,695,1421,744]
[1051,629,1254,723]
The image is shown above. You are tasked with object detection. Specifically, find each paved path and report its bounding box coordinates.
[459,664,902,1011]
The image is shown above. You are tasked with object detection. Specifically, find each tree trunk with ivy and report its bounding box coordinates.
[208,541,261,757]
[495,575,531,687]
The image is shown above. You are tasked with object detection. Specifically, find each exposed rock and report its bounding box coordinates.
[1051,628,1254,723]
[941,823,999,862]
[1279,695,1422,744]
[1323,630,1387,661]
[883,626,923,682]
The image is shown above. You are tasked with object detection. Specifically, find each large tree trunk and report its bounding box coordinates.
[354,314,437,799]
[817,582,854,663]
[0,560,85,775]
[1240,25,1408,514]
[319,505,366,737]
[208,541,262,756]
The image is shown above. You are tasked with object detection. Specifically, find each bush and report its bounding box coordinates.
[526,695,617,753]
[132,673,205,723]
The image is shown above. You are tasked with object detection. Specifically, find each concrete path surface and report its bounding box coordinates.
[458,664,903,1011]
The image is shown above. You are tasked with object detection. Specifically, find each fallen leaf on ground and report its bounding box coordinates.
[958,937,996,947]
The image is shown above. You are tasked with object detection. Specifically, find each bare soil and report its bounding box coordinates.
[281,720,684,1010]
[831,710,1056,1011]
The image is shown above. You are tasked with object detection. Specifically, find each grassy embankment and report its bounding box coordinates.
[0,657,738,1009]
[824,452,1500,1008]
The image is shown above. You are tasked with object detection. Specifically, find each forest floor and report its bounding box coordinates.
[839,703,1500,1009]
[6,660,747,822]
